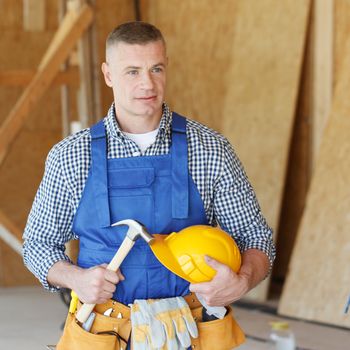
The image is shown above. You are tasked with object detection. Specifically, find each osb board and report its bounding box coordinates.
[141,0,237,131]
[0,0,59,30]
[0,32,62,131]
[334,0,350,89]
[142,1,310,300]
[94,0,136,115]
[273,2,313,280]
[0,26,76,285]
[221,0,310,300]
[0,129,61,286]
[278,31,350,328]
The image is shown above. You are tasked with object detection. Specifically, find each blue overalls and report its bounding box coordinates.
[72,113,209,305]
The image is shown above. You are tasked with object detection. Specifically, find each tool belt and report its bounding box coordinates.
[56,293,245,350]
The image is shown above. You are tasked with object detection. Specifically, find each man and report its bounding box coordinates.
[23,21,275,345]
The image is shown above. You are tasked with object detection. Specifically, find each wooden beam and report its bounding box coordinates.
[0,68,80,87]
[0,3,93,166]
[23,0,45,32]
[77,26,94,128]
[0,210,22,256]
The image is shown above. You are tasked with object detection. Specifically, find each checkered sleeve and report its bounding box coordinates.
[213,139,276,270]
[23,145,76,292]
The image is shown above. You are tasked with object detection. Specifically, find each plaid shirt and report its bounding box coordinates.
[23,103,275,291]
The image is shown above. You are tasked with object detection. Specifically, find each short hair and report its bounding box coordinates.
[106,21,165,51]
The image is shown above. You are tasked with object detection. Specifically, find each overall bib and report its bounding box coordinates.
[72,113,209,305]
[57,113,246,350]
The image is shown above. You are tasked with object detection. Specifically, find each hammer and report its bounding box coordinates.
[76,219,154,323]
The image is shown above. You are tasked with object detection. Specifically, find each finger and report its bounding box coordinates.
[204,255,225,271]
[97,290,114,303]
[102,280,117,294]
[104,269,121,284]
[189,282,211,294]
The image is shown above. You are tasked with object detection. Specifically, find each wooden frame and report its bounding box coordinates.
[0,3,93,166]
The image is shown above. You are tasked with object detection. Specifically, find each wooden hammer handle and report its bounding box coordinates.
[76,237,135,323]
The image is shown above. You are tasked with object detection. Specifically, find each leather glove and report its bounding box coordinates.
[133,297,198,350]
[130,303,155,350]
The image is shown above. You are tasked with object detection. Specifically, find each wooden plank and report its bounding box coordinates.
[221,0,310,301]
[58,0,72,138]
[0,69,80,87]
[334,0,350,86]
[23,0,46,32]
[311,0,333,168]
[273,13,313,282]
[0,3,93,166]
[278,22,350,328]
[274,0,333,283]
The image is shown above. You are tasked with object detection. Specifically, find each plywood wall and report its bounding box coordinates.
[221,0,310,300]
[278,0,350,328]
[141,0,238,132]
[142,0,310,300]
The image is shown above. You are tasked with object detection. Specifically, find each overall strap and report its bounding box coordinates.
[90,120,111,227]
[171,113,189,219]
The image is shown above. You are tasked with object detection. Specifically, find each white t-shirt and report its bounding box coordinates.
[123,128,159,154]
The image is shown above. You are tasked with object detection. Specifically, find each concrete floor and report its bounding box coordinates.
[0,286,349,350]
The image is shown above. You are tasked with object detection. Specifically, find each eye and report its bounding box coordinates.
[127,70,138,75]
[152,66,163,73]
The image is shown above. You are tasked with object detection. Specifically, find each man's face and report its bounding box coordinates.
[102,40,167,123]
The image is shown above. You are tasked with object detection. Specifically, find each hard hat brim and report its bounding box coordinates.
[150,234,195,283]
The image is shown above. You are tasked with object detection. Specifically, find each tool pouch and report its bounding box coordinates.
[57,301,131,350]
[190,305,245,349]
[185,294,245,349]
[57,295,244,350]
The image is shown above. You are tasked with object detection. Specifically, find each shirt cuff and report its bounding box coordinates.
[241,240,276,277]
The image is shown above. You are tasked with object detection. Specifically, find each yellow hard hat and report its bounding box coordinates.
[150,225,241,283]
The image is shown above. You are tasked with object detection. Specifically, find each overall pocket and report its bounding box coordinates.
[107,167,155,246]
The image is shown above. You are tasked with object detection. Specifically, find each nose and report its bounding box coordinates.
[141,72,154,90]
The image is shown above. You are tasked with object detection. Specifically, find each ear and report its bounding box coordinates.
[101,62,113,88]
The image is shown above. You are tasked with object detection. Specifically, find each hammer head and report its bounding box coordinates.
[111,219,154,244]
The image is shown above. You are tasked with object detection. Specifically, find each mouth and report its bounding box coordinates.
[136,96,157,101]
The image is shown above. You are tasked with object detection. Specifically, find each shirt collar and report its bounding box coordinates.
[104,102,172,141]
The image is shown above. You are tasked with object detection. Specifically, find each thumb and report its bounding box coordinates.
[117,268,125,281]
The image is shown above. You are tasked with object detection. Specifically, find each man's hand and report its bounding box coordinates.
[72,264,125,304]
[47,261,125,304]
[189,249,270,306]
[189,256,249,306]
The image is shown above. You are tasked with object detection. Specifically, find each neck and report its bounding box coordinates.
[115,108,162,134]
